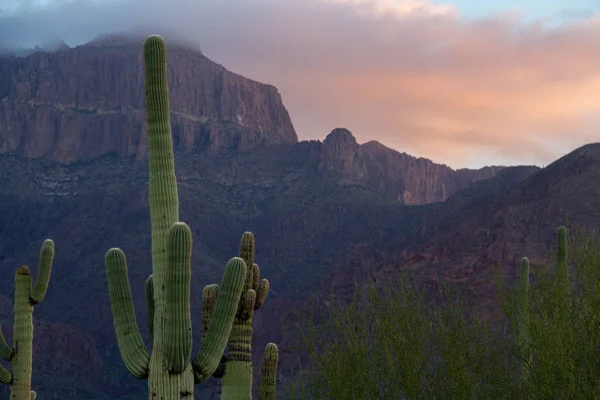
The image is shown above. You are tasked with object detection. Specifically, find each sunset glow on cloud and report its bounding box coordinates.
[1,0,600,167]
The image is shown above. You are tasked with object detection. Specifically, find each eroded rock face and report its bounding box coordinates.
[318,127,366,179]
[0,35,298,163]
[317,128,504,204]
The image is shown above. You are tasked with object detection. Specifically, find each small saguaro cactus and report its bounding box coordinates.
[203,232,278,399]
[515,226,571,387]
[104,34,246,399]
[0,239,54,400]
[257,343,279,400]
[516,256,531,384]
[555,226,571,313]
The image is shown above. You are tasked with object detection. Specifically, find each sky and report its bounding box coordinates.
[2,0,600,169]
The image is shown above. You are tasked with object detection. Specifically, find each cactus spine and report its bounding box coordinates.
[0,239,54,400]
[208,232,277,399]
[104,35,245,399]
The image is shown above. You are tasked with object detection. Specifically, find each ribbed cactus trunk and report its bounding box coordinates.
[0,239,54,400]
[104,34,245,400]
[11,267,34,399]
[143,33,195,399]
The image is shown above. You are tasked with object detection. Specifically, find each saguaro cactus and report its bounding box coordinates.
[0,239,54,400]
[516,256,531,384]
[555,226,571,313]
[202,278,279,399]
[104,35,245,399]
[257,343,279,400]
[206,232,277,399]
[515,226,571,387]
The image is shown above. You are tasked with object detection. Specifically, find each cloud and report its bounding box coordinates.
[2,0,600,168]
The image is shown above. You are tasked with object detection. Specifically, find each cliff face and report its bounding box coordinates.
[318,128,366,179]
[317,129,505,204]
[0,35,298,163]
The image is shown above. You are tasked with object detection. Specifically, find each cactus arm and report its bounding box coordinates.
[201,284,219,341]
[258,343,279,400]
[191,257,246,383]
[251,263,259,291]
[145,275,154,342]
[163,222,193,374]
[253,264,269,310]
[30,239,54,304]
[199,285,227,381]
[238,233,255,312]
[0,325,14,361]
[240,290,256,321]
[0,363,11,384]
[105,248,150,379]
[517,257,531,383]
[31,390,37,400]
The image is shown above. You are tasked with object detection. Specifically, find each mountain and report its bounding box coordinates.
[0,33,297,163]
[0,32,586,399]
[320,143,600,322]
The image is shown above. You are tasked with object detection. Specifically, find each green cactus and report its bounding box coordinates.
[207,232,275,400]
[555,226,571,313]
[516,256,531,384]
[0,239,54,399]
[257,343,279,400]
[516,226,571,387]
[104,34,245,399]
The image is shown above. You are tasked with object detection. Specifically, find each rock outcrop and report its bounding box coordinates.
[318,127,366,179]
[0,34,297,163]
[317,128,504,204]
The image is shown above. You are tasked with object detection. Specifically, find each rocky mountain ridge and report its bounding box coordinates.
[0,34,505,205]
[0,35,297,163]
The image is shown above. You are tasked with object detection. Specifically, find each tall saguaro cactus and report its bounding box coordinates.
[0,239,54,400]
[104,35,245,399]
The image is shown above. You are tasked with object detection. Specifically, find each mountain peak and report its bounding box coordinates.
[323,128,357,144]
[318,128,365,178]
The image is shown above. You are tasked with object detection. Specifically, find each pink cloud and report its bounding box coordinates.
[3,0,600,167]
[194,0,600,167]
